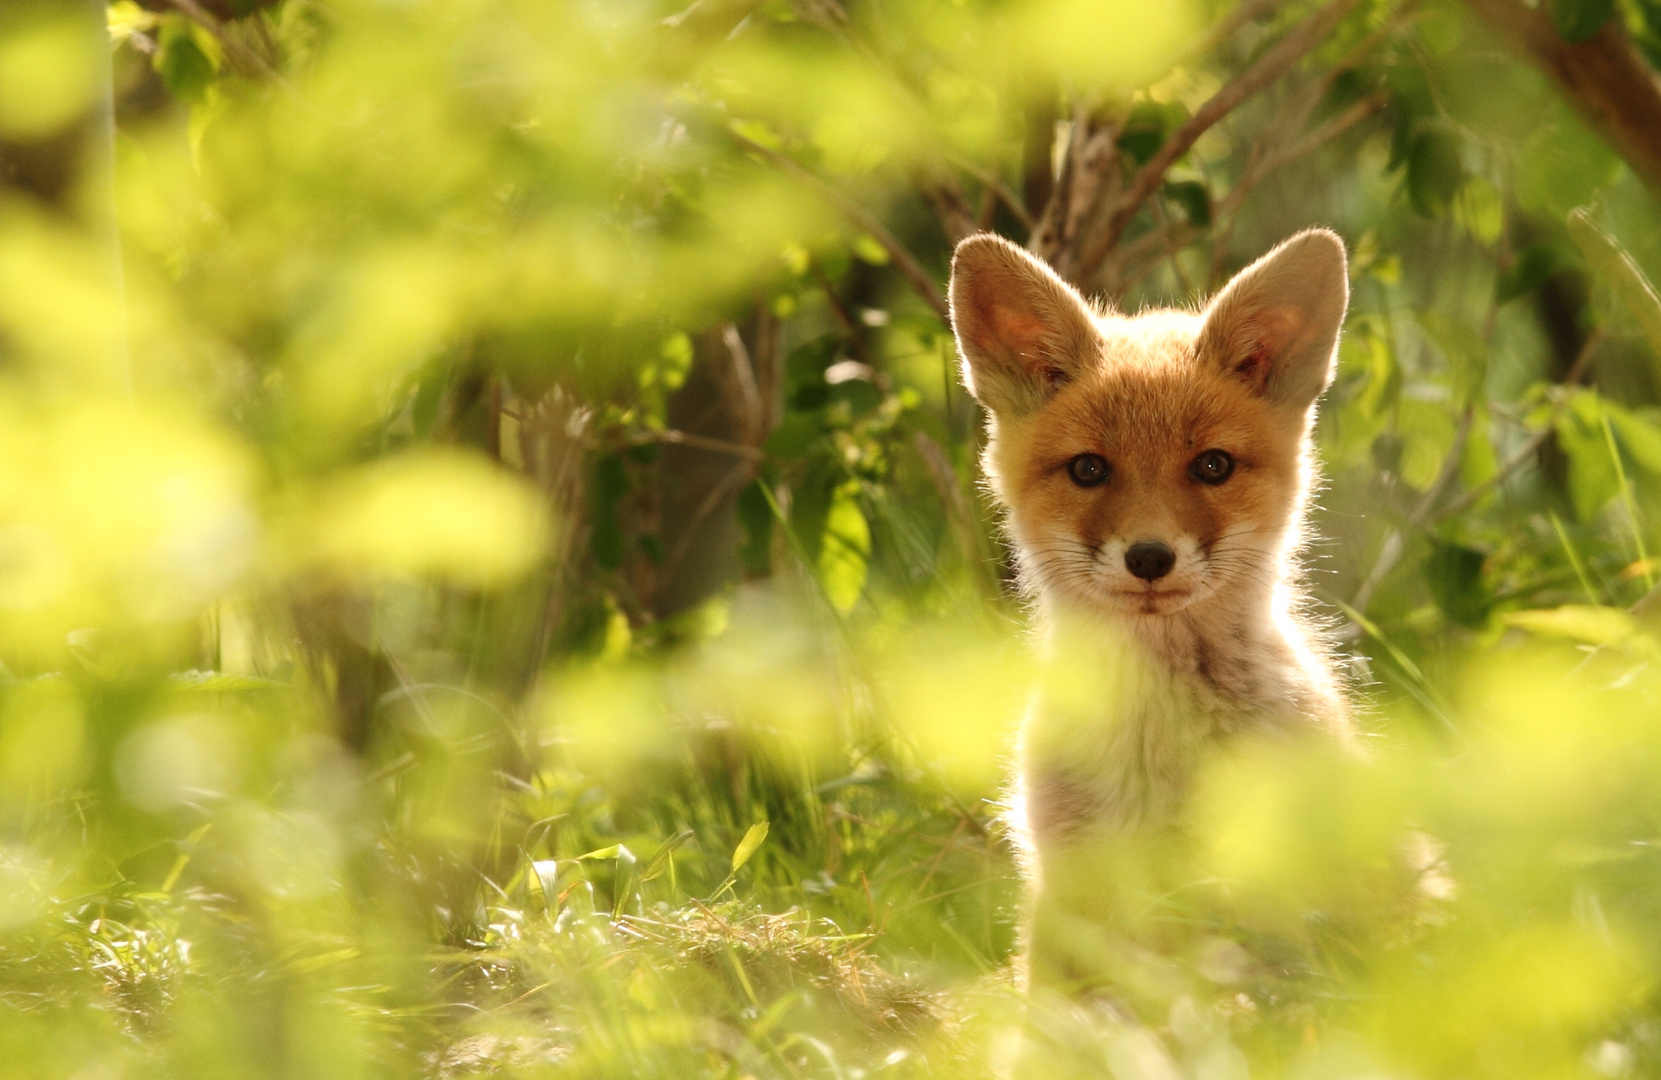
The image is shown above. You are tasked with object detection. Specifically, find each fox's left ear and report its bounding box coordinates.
[1197,228,1348,412]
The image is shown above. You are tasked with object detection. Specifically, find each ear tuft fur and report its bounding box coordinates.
[949,234,1100,417]
[1197,228,1349,412]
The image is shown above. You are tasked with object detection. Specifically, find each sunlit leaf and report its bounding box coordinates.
[1504,604,1635,645]
[1568,208,1661,383]
[816,482,869,614]
[729,821,769,873]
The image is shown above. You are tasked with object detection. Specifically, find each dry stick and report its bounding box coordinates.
[620,429,763,460]
[1071,0,1365,286]
[730,130,949,320]
[944,153,1034,231]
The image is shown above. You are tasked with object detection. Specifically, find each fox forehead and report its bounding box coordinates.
[1018,311,1297,475]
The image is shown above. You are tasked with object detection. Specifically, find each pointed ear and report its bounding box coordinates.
[949,233,1101,416]
[1197,229,1349,412]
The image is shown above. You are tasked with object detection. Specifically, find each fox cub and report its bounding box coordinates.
[949,229,1357,991]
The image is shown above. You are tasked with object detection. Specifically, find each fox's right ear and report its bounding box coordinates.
[1197,228,1349,413]
[949,234,1100,417]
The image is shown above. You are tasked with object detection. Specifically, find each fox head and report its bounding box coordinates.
[950,230,1347,621]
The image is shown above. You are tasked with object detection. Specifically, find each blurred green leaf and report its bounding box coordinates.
[1545,0,1613,41]
[1496,244,1558,303]
[817,482,870,613]
[1426,537,1491,627]
[730,821,769,873]
[1557,390,1622,521]
[1406,129,1464,217]
[1162,179,1211,227]
[1504,604,1635,644]
[154,20,215,106]
[1417,310,1488,405]
[1568,208,1661,382]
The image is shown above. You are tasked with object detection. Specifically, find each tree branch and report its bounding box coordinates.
[1068,0,1366,286]
[1460,0,1661,193]
[730,130,949,320]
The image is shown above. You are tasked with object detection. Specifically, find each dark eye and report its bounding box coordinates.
[1067,453,1111,487]
[1190,449,1235,485]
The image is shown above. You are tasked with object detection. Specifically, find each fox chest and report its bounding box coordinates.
[1016,639,1291,841]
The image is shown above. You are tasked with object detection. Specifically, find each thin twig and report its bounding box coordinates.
[811,260,876,367]
[1409,403,1476,527]
[730,130,949,319]
[944,154,1034,231]
[1071,0,1366,285]
[1176,0,1285,66]
[164,0,294,91]
[1426,331,1603,525]
[619,429,764,460]
[1342,330,1604,630]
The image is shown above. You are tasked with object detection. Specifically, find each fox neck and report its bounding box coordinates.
[1030,553,1302,709]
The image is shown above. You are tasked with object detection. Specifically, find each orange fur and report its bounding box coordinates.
[949,230,1357,991]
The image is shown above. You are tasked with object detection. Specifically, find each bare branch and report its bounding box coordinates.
[922,179,979,245]
[730,130,949,320]
[1205,92,1386,285]
[1069,0,1366,286]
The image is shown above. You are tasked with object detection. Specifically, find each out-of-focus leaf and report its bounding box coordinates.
[1504,604,1634,645]
[730,821,769,873]
[531,860,561,912]
[1557,390,1622,521]
[154,20,217,106]
[1454,176,1503,243]
[1496,244,1558,303]
[1606,406,1661,474]
[850,235,890,266]
[1567,209,1661,383]
[1426,538,1491,628]
[639,830,695,883]
[1406,129,1464,217]
[590,454,628,571]
[1545,0,1613,41]
[1116,99,1186,165]
[817,482,869,613]
[309,450,550,586]
[0,13,101,139]
[737,480,774,576]
[1163,179,1211,227]
[1417,310,1488,404]
[1355,328,1400,420]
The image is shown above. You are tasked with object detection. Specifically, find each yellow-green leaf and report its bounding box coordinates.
[730,821,769,873]
[1503,605,1635,645]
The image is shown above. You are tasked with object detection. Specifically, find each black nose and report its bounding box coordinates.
[1124,541,1175,582]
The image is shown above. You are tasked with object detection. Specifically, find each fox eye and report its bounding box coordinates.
[1067,453,1111,487]
[1190,449,1235,485]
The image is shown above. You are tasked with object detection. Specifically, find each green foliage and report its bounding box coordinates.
[0,0,1658,1076]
